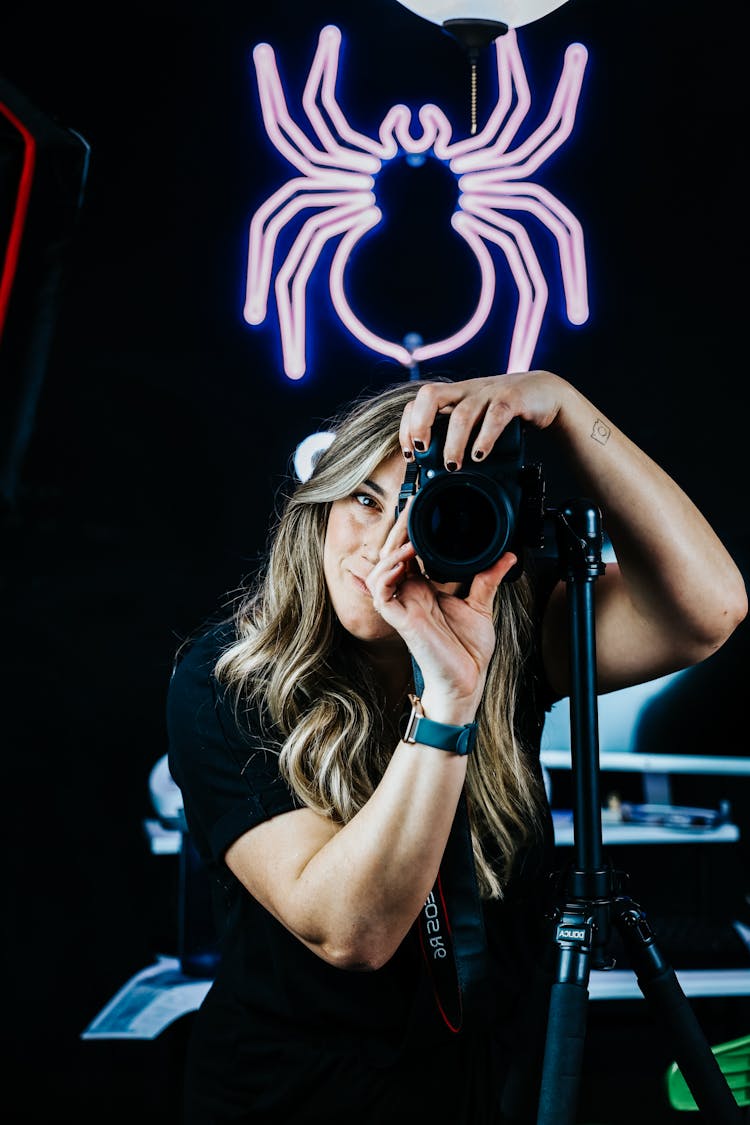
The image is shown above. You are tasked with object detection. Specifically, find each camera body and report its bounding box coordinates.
[396,415,545,583]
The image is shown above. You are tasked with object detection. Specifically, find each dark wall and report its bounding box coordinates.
[1,2,748,1122]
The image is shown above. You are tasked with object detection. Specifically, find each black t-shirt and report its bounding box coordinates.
[166,564,558,1124]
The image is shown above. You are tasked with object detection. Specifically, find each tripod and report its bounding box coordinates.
[534,499,742,1125]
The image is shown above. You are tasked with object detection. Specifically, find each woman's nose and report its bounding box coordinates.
[361,515,393,563]
[361,540,380,565]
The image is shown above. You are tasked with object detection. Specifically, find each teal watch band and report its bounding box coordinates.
[402,695,478,756]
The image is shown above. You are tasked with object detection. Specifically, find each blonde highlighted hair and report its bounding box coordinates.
[216,379,546,897]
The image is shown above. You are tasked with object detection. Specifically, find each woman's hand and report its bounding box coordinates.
[399,371,566,469]
[365,503,517,723]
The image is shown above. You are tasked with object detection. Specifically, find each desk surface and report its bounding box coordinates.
[552,810,740,846]
[145,811,741,857]
[81,956,750,1041]
[542,750,750,775]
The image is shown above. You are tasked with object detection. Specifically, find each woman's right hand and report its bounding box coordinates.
[366,503,517,724]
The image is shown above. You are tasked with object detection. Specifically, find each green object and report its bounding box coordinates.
[666,1034,750,1111]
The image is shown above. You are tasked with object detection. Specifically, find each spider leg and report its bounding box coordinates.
[454,207,548,372]
[460,178,588,324]
[245,178,373,324]
[274,198,377,378]
[437,29,530,162]
[451,41,587,176]
[253,41,375,175]
[303,25,391,163]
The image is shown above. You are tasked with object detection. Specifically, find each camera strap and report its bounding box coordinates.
[395,459,420,519]
[411,657,491,1033]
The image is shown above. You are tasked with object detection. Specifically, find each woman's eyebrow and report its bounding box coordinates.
[361,478,386,497]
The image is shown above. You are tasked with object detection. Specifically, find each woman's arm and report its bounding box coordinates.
[225,515,518,972]
[399,371,748,697]
[224,738,467,972]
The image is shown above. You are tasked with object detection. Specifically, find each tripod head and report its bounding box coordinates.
[548,499,606,584]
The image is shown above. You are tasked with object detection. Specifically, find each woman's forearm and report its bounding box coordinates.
[289,735,469,970]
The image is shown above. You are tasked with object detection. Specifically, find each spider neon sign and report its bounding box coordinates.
[244,24,589,380]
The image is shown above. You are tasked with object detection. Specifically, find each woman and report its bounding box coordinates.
[166,371,746,1124]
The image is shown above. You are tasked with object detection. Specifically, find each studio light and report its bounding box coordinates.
[394,1,570,30]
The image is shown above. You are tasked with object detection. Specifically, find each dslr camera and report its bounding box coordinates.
[396,415,545,583]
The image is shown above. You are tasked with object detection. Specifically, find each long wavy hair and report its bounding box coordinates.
[215,379,546,897]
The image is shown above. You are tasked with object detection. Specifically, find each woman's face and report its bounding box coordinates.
[323,451,406,648]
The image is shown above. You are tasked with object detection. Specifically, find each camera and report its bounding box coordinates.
[396,415,545,583]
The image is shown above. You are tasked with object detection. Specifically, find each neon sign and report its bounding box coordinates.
[244,24,588,380]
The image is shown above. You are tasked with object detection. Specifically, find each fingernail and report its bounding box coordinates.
[473,450,484,461]
[403,449,413,460]
[446,461,457,472]
[414,440,425,452]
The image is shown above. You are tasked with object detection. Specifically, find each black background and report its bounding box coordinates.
[1,2,748,1121]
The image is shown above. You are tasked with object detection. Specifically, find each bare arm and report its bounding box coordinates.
[225,510,518,971]
[225,736,468,972]
[400,371,748,697]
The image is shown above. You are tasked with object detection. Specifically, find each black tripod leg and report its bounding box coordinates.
[613,896,743,1124]
[536,906,592,1125]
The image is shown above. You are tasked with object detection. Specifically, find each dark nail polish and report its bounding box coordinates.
[446,461,457,472]
[403,449,413,460]
[473,450,484,461]
[414,440,425,452]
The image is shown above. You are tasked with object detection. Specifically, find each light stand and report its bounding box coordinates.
[534,498,742,1124]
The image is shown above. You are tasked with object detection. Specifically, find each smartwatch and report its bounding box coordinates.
[401,694,477,756]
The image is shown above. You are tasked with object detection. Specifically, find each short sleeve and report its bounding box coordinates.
[166,622,300,869]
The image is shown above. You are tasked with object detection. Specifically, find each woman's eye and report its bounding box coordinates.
[353,492,378,509]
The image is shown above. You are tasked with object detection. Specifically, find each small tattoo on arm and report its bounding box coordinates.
[591,418,611,445]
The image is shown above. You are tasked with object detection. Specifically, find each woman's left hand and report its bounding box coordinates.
[399,371,565,469]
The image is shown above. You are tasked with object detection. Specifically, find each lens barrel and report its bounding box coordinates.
[408,471,516,582]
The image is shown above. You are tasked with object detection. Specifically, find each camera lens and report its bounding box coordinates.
[425,487,494,560]
[408,473,515,581]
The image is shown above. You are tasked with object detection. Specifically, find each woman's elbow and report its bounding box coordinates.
[316,928,402,973]
[712,577,747,642]
[326,950,389,973]
[692,578,748,658]
[732,580,749,629]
